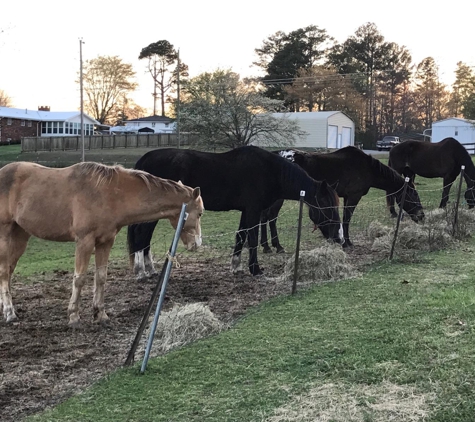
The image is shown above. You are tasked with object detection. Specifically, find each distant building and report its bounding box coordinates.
[431,117,475,145]
[110,115,175,135]
[0,106,99,144]
[254,111,355,149]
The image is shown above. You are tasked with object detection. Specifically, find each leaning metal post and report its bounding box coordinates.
[452,165,465,236]
[389,177,410,260]
[140,203,188,374]
[292,190,305,295]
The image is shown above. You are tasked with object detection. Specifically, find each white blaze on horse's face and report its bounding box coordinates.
[279,150,295,162]
[338,224,344,243]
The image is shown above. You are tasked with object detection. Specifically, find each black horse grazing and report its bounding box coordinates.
[127,146,343,277]
[387,137,475,217]
[260,146,425,251]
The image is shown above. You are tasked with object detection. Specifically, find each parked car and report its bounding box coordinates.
[376,136,400,151]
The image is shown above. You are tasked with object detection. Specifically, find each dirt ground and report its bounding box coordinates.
[0,242,376,421]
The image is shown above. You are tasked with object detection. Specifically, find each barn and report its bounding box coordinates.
[431,117,475,147]
[269,111,355,149]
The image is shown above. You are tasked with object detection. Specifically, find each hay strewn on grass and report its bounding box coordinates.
[265,381,434,422]
[283,243,360,285]
[141,303,225,357]
[371,208,475,254]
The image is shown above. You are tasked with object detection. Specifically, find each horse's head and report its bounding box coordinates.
[308,181,343,244]
[169,186,204,251]
[464,187,475,209]
[400,184,425,222]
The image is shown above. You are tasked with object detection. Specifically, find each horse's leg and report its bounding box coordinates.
[92,237,115,325]
[342,197,359,248]
[0,224,15,323]
[1,225,31,322]
[68,235,95,327]
[440,172,458,208]
[268,199,285,253]
[247,215,262,276]
[231,211,247,273]
[259,210,272,254]
[128,221,159,280]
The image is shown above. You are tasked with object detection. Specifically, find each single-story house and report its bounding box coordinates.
[0,106,99,144]
[255,111,355,149]
[431,118,475,147]
[110,115,175,135]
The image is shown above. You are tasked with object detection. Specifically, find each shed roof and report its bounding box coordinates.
[433,117,475,126]
[124,115,174,123]
[273,111,352,121]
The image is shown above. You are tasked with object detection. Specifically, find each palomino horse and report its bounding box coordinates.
[388,137,475,216]
[260,146,425,251]
[0,161,203,326]
[127,146,343,278]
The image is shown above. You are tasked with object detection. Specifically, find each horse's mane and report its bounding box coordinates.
[76,162,183,193]
[368,154,404,184]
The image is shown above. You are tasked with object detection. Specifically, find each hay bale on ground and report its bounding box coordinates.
[283,243,359,284]
[143,303,225,356]
[369,207,475,254]
[367,221,391,240]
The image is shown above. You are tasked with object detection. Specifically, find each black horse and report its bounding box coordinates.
[260,146,425,251]
[387,137,475,216]
[127,146,343,277]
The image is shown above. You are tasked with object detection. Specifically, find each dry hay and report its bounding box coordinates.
[140,303,225,357]
[265,381,434,422]
[282,243,360,285]
[371,208,475,254]
[367,220,391,241]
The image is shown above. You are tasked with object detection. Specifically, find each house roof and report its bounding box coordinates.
[124,115,174,123]
[0,107,100,124]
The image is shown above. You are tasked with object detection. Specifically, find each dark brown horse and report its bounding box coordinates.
[260,146,425,251]
[387,138,475,217]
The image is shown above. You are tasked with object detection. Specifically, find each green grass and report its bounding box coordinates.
[28,243,475,421]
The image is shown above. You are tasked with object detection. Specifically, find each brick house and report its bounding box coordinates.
[0,106,99,144]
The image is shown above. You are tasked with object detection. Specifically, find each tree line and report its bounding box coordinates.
[1,22,474,148]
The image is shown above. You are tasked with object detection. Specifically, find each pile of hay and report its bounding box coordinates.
[367,220,391,241]
[371,208,475,254]
[283,243,359,285]
[142,303,225,356]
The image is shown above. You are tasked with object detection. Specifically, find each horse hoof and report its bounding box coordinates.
[68,320,81,330]
[276,247,285,254]
[263,248,272,254]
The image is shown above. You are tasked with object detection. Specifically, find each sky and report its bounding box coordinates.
[1,0,474,114]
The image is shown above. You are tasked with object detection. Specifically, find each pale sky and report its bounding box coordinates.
[1,0,474,114]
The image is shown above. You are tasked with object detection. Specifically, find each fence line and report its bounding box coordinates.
[21,133,199,152]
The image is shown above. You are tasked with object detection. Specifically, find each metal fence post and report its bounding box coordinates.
[389,177,410,260]
[140,203,188,373]
[452,165,465,236]
[292,190,305,295]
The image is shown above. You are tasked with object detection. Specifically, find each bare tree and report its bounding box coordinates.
[80,55,138,125]
[0,89,12,107]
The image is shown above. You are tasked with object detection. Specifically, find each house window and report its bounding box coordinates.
[21,120,25,127]
[152,122,156,127]
[455,130,458,136]
[165,123,169,127]
[27,121,32,127]
[7,118,12,125]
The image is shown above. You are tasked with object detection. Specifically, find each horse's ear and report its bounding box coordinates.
[192,187,201,199]
[177,180,184,186]
[319,180,329,192]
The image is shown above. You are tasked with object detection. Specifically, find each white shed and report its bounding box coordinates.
[270,111,355,149]
[431,118,475,145]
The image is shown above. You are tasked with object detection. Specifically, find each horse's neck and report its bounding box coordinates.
[119,179,190,226]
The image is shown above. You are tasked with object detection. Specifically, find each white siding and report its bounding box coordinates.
[431,118,475,145]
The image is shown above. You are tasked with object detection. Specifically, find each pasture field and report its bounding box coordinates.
[1,145,474,421]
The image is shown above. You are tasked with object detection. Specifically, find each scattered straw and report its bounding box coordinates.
[283,243,359,285]
[141,303,225,357]
[265,381,434,422]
